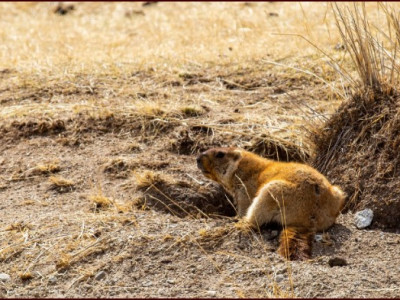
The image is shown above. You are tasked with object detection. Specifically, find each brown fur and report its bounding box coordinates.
[278,227,314,260]
[197,147,346,260]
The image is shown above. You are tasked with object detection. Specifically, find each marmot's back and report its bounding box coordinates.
[256,160,345,231]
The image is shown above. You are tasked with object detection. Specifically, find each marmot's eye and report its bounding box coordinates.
[216,151,225,158]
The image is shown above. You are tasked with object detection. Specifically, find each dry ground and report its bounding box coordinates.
[0,2,399,298]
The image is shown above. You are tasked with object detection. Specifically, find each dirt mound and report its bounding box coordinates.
[0,113,179,143]
[313,88,400,230]
[6,119,66,137]
[244,135,309,162]
[171,126,308,162]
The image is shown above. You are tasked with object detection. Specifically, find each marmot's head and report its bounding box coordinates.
[196,147,242,185]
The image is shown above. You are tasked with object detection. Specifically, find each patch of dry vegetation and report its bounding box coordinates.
[1,2,400,298]
[48,176,75,193]
[31,161,61,176]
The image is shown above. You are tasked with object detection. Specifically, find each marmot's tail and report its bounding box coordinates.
[278,227,314,261]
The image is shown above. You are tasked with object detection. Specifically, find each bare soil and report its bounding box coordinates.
[1,66,400,298]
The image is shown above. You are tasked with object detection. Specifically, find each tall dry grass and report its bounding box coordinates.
[331,2,400,93]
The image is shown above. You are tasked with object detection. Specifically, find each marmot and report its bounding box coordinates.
[197,147,346,260]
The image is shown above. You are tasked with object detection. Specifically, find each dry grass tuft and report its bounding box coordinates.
[332,3,400,92]
[56,253,72,270]
[198,225,234,242]
[18,272,33,281]
[89,195,112,210]
[31,161,61,175]
[180,106,206,117]
[48,176,75,193]
[5,221,32,232]
[234,219,254,233]
[134,170,166,190]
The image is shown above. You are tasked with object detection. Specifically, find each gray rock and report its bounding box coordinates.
[48,276,57,284]
[275,274,285,283]
[354,209,373,229]
[94,271,106,281]
[0,273,11,282]
[315,234,323,242]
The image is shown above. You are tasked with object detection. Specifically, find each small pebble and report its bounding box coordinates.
[354,209,373,229]
[48,276,57,284]
[167,279,175,284]
[315,234,323,242]
[275,274,285,283]
[94,271,106,281]
[0,273,10,282]
[207,290,217,297]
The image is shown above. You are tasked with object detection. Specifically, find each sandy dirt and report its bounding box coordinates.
[0,2,399,298]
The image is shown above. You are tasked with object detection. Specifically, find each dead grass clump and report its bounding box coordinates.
[31,161,61,176]
[18,272,33,281]
[5,221,32,232]
[134,170,235,218]
[55,253,72,270]
[180,106,207,117]
[89,195,112,211]
[313,4,400,230]
[48,176,75,193]
[197,225,235,249]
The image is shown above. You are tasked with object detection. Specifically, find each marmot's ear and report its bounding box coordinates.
[232,150,242,161]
